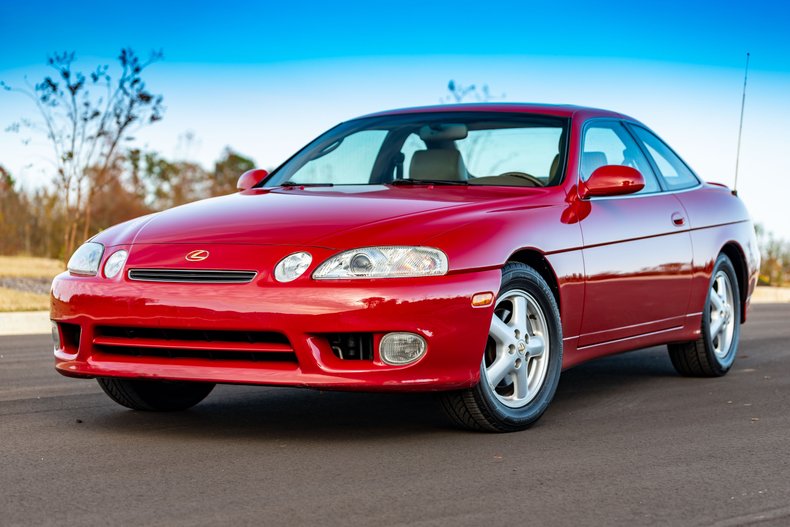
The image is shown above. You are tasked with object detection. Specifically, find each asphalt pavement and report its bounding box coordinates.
[1,304,789,526]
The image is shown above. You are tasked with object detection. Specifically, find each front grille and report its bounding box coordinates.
[93,326,296,363]
[127,268,257,283]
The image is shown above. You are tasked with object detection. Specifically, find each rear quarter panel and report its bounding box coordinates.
[675,185,759,323]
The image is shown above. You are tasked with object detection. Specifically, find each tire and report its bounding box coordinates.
[668,253,741,377]
[440,262,563,432]
[97,377,215,411]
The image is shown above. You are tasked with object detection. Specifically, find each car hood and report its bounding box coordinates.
[95,185,553,248]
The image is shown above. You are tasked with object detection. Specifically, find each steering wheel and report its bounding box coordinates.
[495,171,544,187]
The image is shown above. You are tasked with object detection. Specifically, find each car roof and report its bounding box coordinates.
[359,103,635,122]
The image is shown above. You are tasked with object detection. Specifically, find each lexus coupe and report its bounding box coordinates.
[51,104,759,431]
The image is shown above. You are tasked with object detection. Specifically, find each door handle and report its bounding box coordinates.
[671,212,686,227]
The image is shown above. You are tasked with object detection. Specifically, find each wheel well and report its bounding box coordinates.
[507,249,561,309]
[721,242,748,322]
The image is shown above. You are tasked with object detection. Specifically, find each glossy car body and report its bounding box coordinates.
[51,104,759,394]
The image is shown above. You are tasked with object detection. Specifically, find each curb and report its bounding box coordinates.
[752,287,790,304]
[0,311,51,336]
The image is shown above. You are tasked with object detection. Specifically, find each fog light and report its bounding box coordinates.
[51,321,62,349]
[379,332,426,365]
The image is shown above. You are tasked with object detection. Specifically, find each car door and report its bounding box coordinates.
[577,120,693,347]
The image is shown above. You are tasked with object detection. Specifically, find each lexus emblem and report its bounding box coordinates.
[185,249,209,262]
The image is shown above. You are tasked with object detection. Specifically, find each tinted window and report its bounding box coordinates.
[459,126,563,182]
[285,130,388,184]
[581,122,661,194]
[399,126,563,185]
[399,132,425,180]
[631,126,699,191]
[264,113,569,187]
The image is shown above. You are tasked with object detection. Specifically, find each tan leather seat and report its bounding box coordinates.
[409,150,469,182]
[549,154,560,182]
[547,133,566,185]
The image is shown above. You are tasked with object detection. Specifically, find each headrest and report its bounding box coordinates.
[409,150,469,182]
[582,151,608,179]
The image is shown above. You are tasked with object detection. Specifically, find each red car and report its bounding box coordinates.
[51,104,759,431]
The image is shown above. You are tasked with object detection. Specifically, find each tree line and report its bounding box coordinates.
[0,55,788,285]
[0,148,254,259]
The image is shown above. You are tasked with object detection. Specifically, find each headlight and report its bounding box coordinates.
[103,250,128,278]
[67,242,104,276]
[274,252,313,282]
[313,246,448,279]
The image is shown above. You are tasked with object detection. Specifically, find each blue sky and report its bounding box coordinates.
[1,0,789,236]
[3,0,788,69]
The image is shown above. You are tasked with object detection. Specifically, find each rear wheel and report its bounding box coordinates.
[97,378,215,411]
[441,262,563,432]
[668,253,741,377]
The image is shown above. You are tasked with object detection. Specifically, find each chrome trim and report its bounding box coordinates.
[586,182,704,201]
[127,268,257,284]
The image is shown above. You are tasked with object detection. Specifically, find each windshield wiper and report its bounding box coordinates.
[279,181,334,188]
[388,179,468,186]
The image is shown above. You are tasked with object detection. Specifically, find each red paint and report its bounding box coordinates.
[575,191,694,348]
[579,165,645,198]
[51,104,759,390]
[236,168,268,191]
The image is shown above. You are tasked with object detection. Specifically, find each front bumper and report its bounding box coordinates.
[51,263,500,391]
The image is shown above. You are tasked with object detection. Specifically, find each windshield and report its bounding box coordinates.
[263,112,569,188]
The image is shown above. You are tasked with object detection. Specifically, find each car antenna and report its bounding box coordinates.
[733,52,750,196]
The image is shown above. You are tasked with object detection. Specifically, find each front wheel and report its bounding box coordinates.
[668,253,741,377]
[441,262,563,432]
[97,378,215,411]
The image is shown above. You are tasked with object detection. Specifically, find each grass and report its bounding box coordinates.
[0,255,61,312]
[0,286,50,312]
[0,255,64,278]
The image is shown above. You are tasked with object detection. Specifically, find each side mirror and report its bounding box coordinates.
[236,169,269,191]
[580,165,645,199]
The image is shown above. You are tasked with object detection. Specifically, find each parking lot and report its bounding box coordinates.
[2,304,789,526]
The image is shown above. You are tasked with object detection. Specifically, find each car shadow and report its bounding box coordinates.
[553,346,677,401]
[90,388,448,441]
[84,346,679,441]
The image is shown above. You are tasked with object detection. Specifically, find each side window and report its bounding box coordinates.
[581,122,661,194]
[289,130,388,184]
[631,126,699,191]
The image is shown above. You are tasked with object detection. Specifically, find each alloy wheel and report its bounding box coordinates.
[484,289,550,408]
[709,270,735,359]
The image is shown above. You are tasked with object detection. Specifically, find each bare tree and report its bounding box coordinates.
[440,80,506,171]
[2,48,164,258]
[441,80,504,104]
